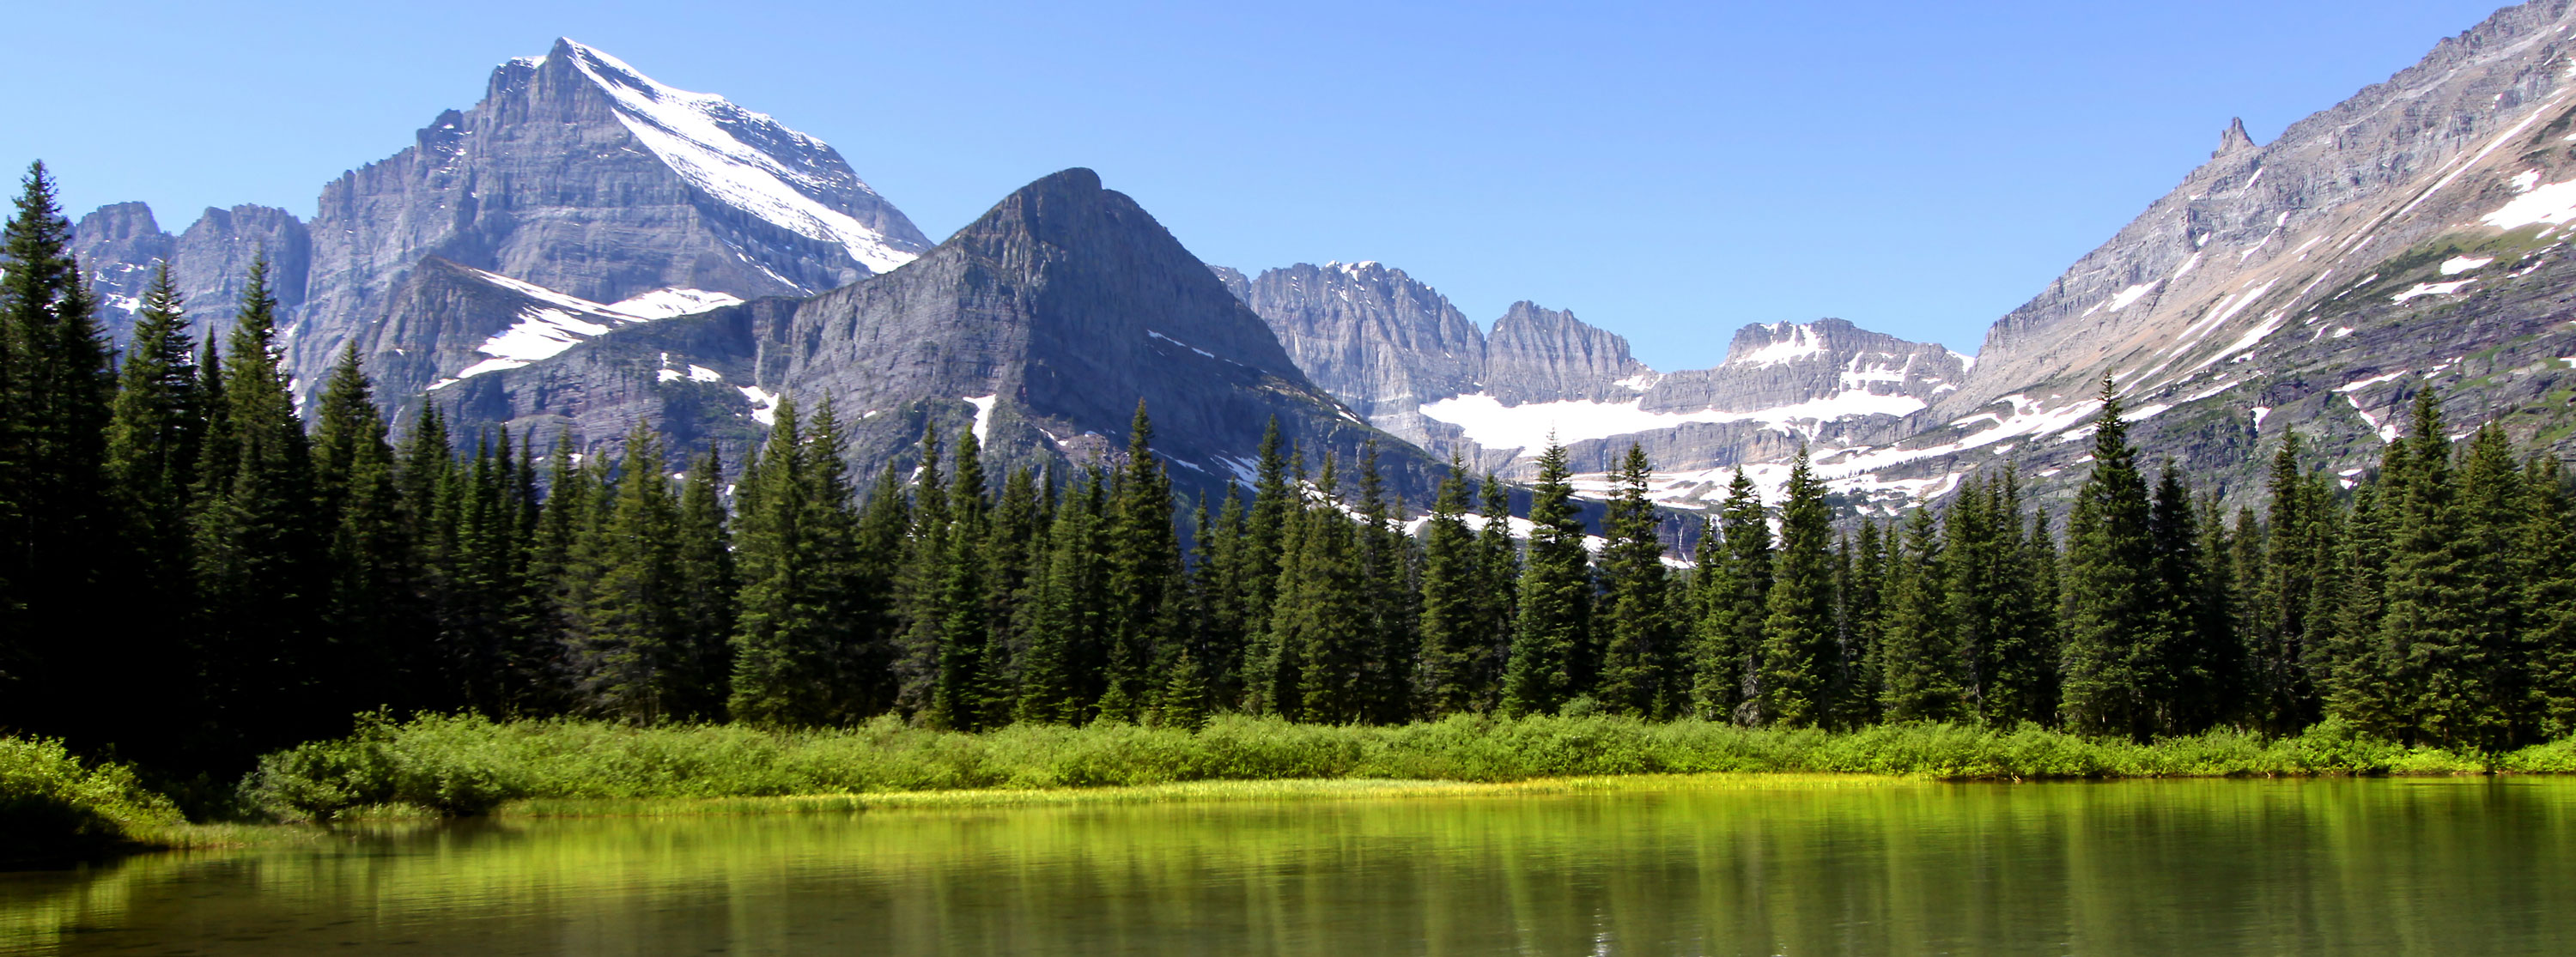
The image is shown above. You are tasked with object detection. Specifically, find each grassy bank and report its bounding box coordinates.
[243,712,2507,821]
[0,736,191,863]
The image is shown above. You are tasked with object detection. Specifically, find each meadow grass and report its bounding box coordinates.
[240,712,2501,821]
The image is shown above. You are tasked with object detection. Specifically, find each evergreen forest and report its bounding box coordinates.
[9,161,2576,786]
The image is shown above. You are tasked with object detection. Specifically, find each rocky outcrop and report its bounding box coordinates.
[71,39,929,407]
[435,169,1440,506]
[1235,261,1485,444]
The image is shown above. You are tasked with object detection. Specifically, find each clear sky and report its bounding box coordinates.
[1,0,2514,368]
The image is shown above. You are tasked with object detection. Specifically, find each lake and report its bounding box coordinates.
[5,777,2573,954]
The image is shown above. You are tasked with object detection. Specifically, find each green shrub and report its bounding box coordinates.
[243,712,2538,821]
[0,736,183,862]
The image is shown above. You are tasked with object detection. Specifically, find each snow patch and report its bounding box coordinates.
[2439,256,2495,276]
[738,385,781,426]
[2390,280,2474,303]
[963,394,997,445]
[557,40,923,276]
[1728,324,1827,366]
[1419,389,1925,454]
[609,288,744,319]
[2482,179,2576,230]
[2514,170,2543,193]
[658,364,723,385]
[2104,282,2156,313]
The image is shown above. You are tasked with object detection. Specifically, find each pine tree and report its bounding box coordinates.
[1982,471,2054,726]
[2251,432,2324,734]
[191,254,331,752]
[2059,380,2166,740]
[1503,439,1589,716]
[2446,422,2527,748]
[0,162,116,739]
[2148,462,2222,733]
[1693,470,1772,722]
[564,423,689,722]
[1474,471,1520,712]
[1278,453,1369,723]
[674,446,736,721]
[2376,390,2478,747]
[1756,446,1839,727]
[896,428,949,718]
[1415,457,1485,717]
[1590,445,1672,718]
[2521,457,2576,739]
[311,347,422,716]
[1880,500,1963,722]
[1842,518,1889,724]
[1018,468,1106,723]
[100,262,204,744]
[1352,440,1417,722]
[934,426,999,730]
[2320,480,2400,735]
[1102,401,1180,720]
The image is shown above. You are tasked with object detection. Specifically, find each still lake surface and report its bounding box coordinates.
[5,777,2573,955]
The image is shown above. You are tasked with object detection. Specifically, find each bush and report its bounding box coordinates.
[0,736,183,863]
[244,712,2527,821]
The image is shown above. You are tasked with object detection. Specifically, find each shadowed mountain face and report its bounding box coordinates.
[431,169,1443,506]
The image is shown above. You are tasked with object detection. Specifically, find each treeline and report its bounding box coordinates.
[9,163,2576,779]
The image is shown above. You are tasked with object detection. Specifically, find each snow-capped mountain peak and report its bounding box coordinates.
[550,38,928,276]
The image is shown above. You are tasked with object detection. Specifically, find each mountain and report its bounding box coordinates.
[1797,0,2576,512]
[72,38,930,403]
[1225,260,1968,507]
[429,169,1440,504]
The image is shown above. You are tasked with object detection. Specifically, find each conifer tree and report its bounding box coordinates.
[2520,457,2576,738]
[2447,421,2527,748]
[2320,480,2400,735]
[0,162,115,736]
[1278,453,1369,723]
[1842,518,1889,724]
[674,446,736,720]
[100,263,203,738]
[1503,439,1589,716]
[190,255,332,750]
[987,466,1047,699]
[1415,457,1485,717]
[565,424,689,722]
[1018,468,1106,723]
[1880,500,1963,721]
[1102,401,1180,720]
[1352,440,1417,721]
[2375,389,2480,747]
[2252,432,2324,733]
[934,427,999,730]
[2148,462,2221,733]
[311,347,421,714]
[1693,470,1771,721]
[896,429,948,718]
[1474,471,1519,709]
[1758,446,1839,727]
[1599,444,1679,718]
[2060,380,2165,740]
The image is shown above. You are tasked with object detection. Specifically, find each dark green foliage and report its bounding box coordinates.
[2060,380,2166,740]
[1415,457,1486,717]
[1598,445,1680,718]
[1757,446,1839,727]
[1692,470,1771,721]
[1503,439,1589,717]
[1879,501,1963,722]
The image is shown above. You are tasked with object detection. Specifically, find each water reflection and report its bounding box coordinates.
[3,778,2571,955]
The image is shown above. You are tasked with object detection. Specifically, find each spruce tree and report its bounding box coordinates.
[2376,390,2477,747]
[1279,453,1370,723]
[1018,468,1106,723]
[2521,457,2576,739]
[1598,445,1678,718]
[2148,462,2221,733]
[564,423,689,722]
[1693,470,1772,722]
[1352,440,1417,722]
[2320,480,2400,735]
[1503,439,1589,716]
[1880,500,1963,722]
[896,428,949,718]
[0,162,116,739]
[1843,518,1889,724]
[934,427,999,730]
[2059,380,2165,740]
[1474,472,1519,710]
[100,263,203,742]
[1102,401,1180,720]
[1415,457,1485,717]
[2251,432,2324,733]
[674,446,736,720]
[1756,446,1839,727]
[2446,422,2527,748]
[311,347,422,715]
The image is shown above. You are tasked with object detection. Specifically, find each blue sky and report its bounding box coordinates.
[2,0,2512,368]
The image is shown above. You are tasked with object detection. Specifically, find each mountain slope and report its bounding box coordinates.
[435,169,1440,504]
[71,38,930,405]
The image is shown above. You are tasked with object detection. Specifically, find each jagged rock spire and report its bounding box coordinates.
[2213,117,2257,158]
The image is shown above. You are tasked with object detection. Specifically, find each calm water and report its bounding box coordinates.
[6,778,2575,955]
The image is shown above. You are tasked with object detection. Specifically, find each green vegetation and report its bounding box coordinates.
[0,736,182,863]
[240,712,2512,822]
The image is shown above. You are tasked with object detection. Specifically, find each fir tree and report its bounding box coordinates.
[565,423,690,722]
[1503,439,1589,716]
[311,347,421,715]
[2060,379,2166,740]
[934,426,999,730]
[2251,432,2324,734]
[674,446,737,721]
[1757,446,1840,727]
[1474,471,1520,712]
[1880,500,1963,722]
[1279,453,1370,723]
[1102,401,1180,720]
[100,263,203,742]
[2376,389,2481,748]
[1415,457,1485,717]
[1018,469,1106,723]
[1694,470,1772,722]
[1599,445,1679,718]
